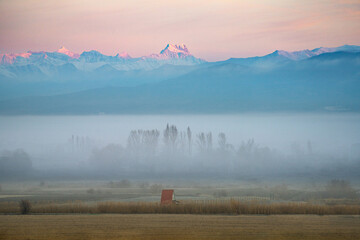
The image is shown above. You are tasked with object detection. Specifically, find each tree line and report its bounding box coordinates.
[89,124,281,174]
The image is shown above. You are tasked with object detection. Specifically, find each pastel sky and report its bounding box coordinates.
[0,0,359,61]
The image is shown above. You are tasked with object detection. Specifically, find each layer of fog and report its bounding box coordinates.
[1,114,360,180]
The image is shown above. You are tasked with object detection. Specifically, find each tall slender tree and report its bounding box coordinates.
[187,127,192,155]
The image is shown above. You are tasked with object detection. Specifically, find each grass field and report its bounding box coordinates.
[1,180,359,239]
[2,200,360,215]
[0,214,360,240]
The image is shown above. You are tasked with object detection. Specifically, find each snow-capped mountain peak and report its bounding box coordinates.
[1,44,205,68]
[267,44,360,61]
[0,52,32,64]
[139,44,204,65]
[143,43,196,61]
[160,44,190,55]
[312,47,333,55]
[56,46,80,59]
[270,49,315,60]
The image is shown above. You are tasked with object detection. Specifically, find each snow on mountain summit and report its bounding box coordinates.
[145,43,201,62]
[1,43,201,67]
[56,46,80,59]
[0,52,31,64]
[270,49,315,60]
[3,44,358,75]
[160,44,190,55]
[268,45,360,61]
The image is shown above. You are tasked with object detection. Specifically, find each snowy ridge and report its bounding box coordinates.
[0,44,204,74]
[0,52,32,65]
[270,44,360,60]
[159,44,190,56]
[57,46,80,59]
[1,44,359,77]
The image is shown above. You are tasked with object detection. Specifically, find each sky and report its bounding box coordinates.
[0,0,359,61]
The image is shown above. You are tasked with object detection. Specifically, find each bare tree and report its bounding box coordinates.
[127,129,160,156]
[143,130,160,155]
[128,130,141,153]
[197,132,206,153]
[218,132,233,152]
[179,131,187,154]
[163,124,170,149]
[238,139,256,157]
[169,125,178,150]
[163,124,178,153]
[197,131,213,154]
[218,133,227,151]
[187,127,192,155]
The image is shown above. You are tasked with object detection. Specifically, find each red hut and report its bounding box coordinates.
[161,189,175,205]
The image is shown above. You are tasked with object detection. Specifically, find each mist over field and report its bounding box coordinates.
[1,44,360,187]
[2,2,360,239]
[1,25,360,214]
[1,114,359,182]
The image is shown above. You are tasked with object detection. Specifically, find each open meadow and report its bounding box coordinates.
[1,214,360,240]
[1,179,359,215]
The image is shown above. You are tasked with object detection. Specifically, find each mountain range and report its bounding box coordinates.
[0,44,204,72]
[0,44,359,114]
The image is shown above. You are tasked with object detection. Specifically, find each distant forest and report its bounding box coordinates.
[1,124,360,179]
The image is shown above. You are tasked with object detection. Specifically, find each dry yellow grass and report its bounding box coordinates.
[1,199,360,215]
[0,214,359,240]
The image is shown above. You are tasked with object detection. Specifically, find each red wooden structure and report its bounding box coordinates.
[161,189,174,205]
